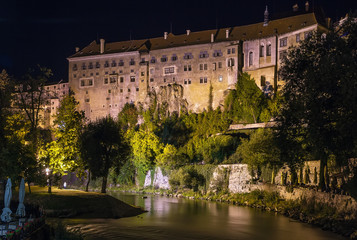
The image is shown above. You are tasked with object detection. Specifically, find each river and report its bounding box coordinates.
[63,192,346,240]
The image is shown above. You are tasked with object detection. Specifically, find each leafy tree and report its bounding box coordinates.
[14,66,52,151]
[118,103,138,132]
[0,70,13,149]
[225,73,270,123]
[236,129,281,171]
[129,129,163,174]
[81,117,129,193]
[277,16,357,190]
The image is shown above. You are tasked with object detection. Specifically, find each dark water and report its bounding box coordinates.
[63,192,347,240]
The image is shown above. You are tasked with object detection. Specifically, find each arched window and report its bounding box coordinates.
[266,43,271,56]
[259,45,264,57]
[249,52,253,66]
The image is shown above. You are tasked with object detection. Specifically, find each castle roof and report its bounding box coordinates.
[69,12,324,59]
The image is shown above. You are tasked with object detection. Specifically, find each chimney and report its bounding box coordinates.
[100,39,105,54]
[164,32,168,40]
[263,6,269,26]
[305,1,309,11]
[186,30,191,35]
[211,33,214,43]
[75,47,80,52]
[293,4,299,12]
[225,29,229,39]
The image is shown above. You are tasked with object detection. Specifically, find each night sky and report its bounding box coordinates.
[0,0,355,82]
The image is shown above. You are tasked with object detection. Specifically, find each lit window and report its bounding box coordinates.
[171,54,177,61]
[199,51,209,58]
[111,61,116,67]
[150,57,156,63]
[104,61,109,67]
[129,59,135,65]
[161,56,167,62]
[183,53,193,59]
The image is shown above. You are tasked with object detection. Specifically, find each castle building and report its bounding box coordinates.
[14,81,70,129]
[68,4,328,121]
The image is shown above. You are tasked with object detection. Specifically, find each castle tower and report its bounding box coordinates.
[263,6,269,26]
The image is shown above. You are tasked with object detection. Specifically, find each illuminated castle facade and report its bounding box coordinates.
[68,5,328,121]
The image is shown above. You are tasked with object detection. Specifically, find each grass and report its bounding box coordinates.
[24,186,145,218]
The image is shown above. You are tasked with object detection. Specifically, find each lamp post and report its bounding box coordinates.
[46,168,52,193]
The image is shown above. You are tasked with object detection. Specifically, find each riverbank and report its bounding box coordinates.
[24,186,145,218]
[105,185,357,239]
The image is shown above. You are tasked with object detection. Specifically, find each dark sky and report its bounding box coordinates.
[0,0,355,82]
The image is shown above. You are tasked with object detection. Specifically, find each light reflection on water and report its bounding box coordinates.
[62,193,347,240]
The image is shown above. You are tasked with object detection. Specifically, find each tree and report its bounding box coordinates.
[15,66,52,151]
[0,70,13,149]
[81,117,130,193]
[236,129,281,171]
[277,16,357,190]
[129,129,163,174]
[40,93,85,192]
[117,103,138,132]
[224,73,277,124]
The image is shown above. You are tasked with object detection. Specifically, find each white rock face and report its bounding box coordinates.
[228,164,253,193]
[144,170,152,187]
[153,167,170,189]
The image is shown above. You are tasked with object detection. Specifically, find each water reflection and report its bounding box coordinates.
[63,193,347,240]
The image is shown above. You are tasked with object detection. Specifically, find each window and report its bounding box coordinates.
[304,31,312,39]
[199,51,208,58]
[260,45,264,57]
[141,72,145,76]
[184,65,192,71]
[118,60,124,66]
[112,71,116,74]
[130,76,135,82]
[96,62,100,68]
[218,75,223,82]
[213,63,216,70]
[200,77,207,84]
[183,53,193,59]
[213,50,223,57]
[204,64,208,70]
[80,78,94,87]
[85,98,90,102]
[218,62,222,68]
[171,55,177,61]
[120,89,123,93]
[110,76,117,83]
[90,73,93,76]
[72,64,77,71]
[128,88,131,92]
[120,77,124,83]
[111,61,116,67]
[280,37,287,47]
[104,61,109,67]
[164,67,175,74]
[296,33,300,42]
[228,58,235,67]
[108,89,111,93]
[150,78,154,82]
[104,78,108,84]
[199,64,203,71]
[129,59,135,65]
[232,48,236,54]
[136,88,139,92]
[227,49,231,54]
[131,69,134,73]
[150,57,156,63]
[279,50,287,60]
[73,74,77,78]
[184,79,187,85]
[260,76,266,86]
[160,56,167,62]
[266,44,271,56]
[164,78,167,83]
[150,68,154,74]
[96,72,99,75]
[82,64,86,70]
[249,52,253,66]
[119,70,123,73]
[106,97,110,100]
[184,79,191,85]
[88,62,93,69]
